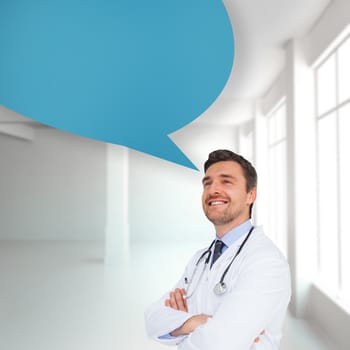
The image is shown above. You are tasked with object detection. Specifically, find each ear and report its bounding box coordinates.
[247,187,257,205]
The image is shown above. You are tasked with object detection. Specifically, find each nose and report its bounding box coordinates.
[207,180,222,195]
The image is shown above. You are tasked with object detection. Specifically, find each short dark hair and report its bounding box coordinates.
[204,150,257,217]
[204,150,257,190]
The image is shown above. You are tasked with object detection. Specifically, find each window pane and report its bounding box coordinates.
[339,103,350,304]
[267,103,287,257]
[240,130,253,162]
[268,104,286,145]
[275,104,286,140]
[317,54,336,116]
[268,143,287,257]
[268,147,277,243]
[268,114,276,145]
[317,114,339,293]
[338,37,350,104]
[275,141,287,256]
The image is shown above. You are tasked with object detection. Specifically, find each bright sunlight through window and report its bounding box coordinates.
[315,34,350,309]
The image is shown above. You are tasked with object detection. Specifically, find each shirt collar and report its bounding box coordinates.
[217,219,253,248]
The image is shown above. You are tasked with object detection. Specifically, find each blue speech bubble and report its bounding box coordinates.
[0,0,234,169]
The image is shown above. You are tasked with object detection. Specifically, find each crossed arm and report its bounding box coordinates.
[165,288,264,342]
[145,249,291,349]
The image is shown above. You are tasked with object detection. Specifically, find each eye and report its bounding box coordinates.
[202,180,212,188]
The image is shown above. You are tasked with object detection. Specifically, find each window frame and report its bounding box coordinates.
[314,33,350,306]
[266,98,288,257]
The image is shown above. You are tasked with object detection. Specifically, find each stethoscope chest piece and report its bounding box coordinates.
[214,281,227,295]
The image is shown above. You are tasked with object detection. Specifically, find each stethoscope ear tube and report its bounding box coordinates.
[195,239,215,266]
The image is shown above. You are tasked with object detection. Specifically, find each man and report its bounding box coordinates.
[145,150,291,349]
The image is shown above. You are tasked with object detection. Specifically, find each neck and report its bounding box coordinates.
[215,217,250,238]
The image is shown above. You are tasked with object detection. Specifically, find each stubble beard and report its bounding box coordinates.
[204,207,237,226]
[204,201,248,228]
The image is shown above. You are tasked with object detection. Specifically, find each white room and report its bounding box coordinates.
[1,1,350,349]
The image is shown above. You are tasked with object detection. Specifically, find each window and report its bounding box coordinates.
[238,121,254,163]
[315,34,350,308]
[266,100,287,257]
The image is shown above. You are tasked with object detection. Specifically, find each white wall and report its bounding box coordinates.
[128,149,213,245]
[0,127,107,240]
[0,121,231,247]
[170,123,239,170]
[256,1,350,349]
[299,2,350,348]
[303,0,350,66]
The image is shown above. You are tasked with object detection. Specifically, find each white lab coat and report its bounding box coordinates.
[145,226,291,350]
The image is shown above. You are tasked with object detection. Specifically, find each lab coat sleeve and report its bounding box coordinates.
[144,254,199,346]
[145,299,195,346]
[178,254,291,350]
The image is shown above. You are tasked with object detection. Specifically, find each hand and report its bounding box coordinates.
[164,288,188,312]
[170,314,212,337]
[254,330,265,343]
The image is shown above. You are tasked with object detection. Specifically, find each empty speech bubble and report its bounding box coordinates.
[0,0,234,169]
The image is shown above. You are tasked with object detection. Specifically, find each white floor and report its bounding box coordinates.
[0,240,336,350]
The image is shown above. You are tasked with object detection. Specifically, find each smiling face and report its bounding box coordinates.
[202,161,256,237]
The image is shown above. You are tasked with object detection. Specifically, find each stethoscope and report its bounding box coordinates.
[184,226,254,298]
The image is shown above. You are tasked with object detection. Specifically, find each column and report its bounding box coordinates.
[104,143,130,266]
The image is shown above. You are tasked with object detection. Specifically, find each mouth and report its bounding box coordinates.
[207,199,228,207]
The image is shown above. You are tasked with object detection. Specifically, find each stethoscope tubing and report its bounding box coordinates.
[184,239,215,299]
[218,226,254,285]
[185,226,254,298]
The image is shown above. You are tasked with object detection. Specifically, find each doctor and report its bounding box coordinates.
[145,150,291,350]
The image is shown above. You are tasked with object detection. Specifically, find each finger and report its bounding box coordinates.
[173,291,181,309]
[164,299,170,307]
[198,314,212,324]
[174,288,187,311]
[169,292,178,309]
[201,314,212,321]
[181,288,188,311]
[254,330,265,343]
[179,288,188,310]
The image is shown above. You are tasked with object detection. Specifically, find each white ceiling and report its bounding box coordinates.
[172,0,332,167]
[187,0,331,128]
[222,0,331,100]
